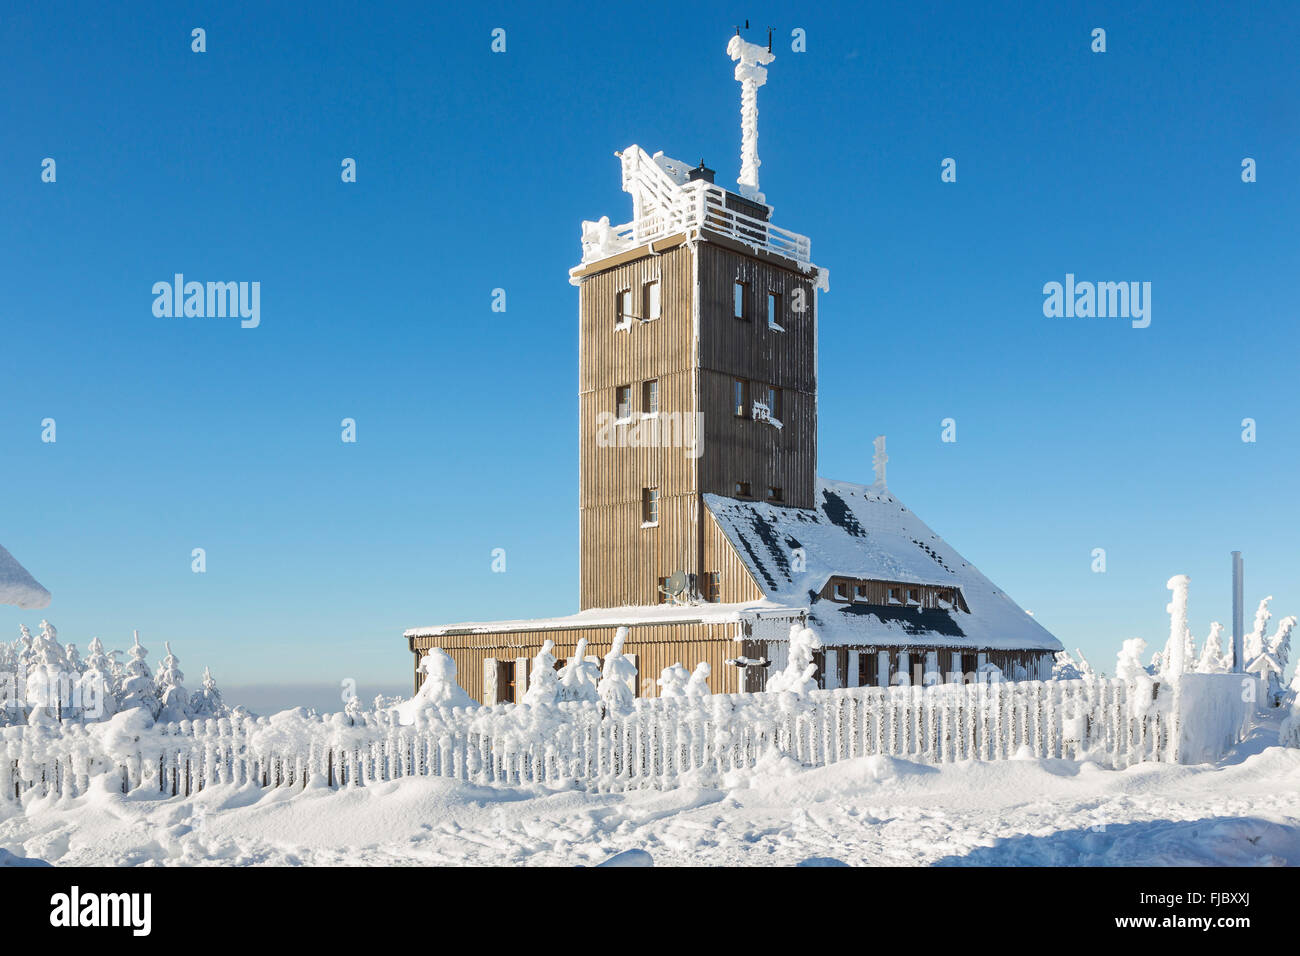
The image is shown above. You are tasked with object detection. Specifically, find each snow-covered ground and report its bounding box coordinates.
[3,713,1297,867]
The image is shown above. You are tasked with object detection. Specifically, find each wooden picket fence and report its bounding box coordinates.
[2,678,1175,802]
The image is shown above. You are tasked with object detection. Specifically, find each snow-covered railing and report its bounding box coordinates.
[3,679,1182,802]
[577,146,815,273]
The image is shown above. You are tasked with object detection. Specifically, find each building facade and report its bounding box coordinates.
[405,37,1062,703]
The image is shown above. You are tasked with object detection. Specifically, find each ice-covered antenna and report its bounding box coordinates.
[726,30,775,203]
[872,435,888,488]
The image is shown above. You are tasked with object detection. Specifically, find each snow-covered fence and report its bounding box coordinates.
[3,678,1186,801]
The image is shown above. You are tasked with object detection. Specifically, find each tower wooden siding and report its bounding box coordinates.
[577,234,821,610]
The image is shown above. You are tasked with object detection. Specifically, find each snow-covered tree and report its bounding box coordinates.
[522,639,561,706]
[557,638,600,703]
[154,641,191,723]
[596,627,638,710]
[684,662,712,697]
[396,649,476,724]
[78,636,117,721]
[1196,623,1228,673]
[767,624,821,694]
[1116,638,1149,682]
[1245,596,1273,663]
[118,631,160,720]
[657,662,691,698]
[24,620,69,726]
[189,666,226,719]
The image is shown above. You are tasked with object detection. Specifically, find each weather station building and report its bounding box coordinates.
[405,34,1062,703]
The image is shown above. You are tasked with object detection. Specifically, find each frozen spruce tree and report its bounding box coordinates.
[1196,623,1228,673]
[522,639,561,706]
[557,637,600,703]
[118,630,160,720]
[155,641,191,723]
[189,666,227,719]
[396,649,476,725]
[767,624,821,694]
[657,662,691,698]
[684,662,712,697]
[25,620,69,726]
[597,627,638,710]
[1245,596,1273,663]
[78,637,117,721]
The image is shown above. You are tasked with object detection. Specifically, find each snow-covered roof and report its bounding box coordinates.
[404,601,802,640]
[0,544,51,610]
[705,478,1062,652]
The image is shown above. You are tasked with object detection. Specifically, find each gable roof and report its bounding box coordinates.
[704,477,1061,652]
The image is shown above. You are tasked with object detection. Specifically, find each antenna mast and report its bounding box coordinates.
[726,28,776,203]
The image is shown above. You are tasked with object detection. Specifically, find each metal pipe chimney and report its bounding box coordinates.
[1231,551,1244,672]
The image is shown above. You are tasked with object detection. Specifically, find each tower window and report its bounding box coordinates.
[704,572,720,603]
[733,281,748,320]
[644,280,661,321]
[767,486,784,502]
[642,487,659,526]
[733,379,749,417]
[615,385,631,421]
[767,386,783,422]
[734,481,752,497]
[768,292,783,330]
[616,289,633,325]
[642,379,659,415]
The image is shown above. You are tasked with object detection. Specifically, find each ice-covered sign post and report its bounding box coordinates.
[872,435,889,488]
[726,33,775,203]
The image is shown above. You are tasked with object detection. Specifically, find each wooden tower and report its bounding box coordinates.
[570,35,829,610]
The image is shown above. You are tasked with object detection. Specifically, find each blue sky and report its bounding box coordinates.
[1,1,1296,691]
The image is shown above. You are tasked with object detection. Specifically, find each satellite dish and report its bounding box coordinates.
[665,570,688,598]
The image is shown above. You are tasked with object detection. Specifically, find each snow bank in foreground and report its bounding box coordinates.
[1,714,1296,867]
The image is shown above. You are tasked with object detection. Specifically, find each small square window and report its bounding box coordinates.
[767,292,782,329]
[834,581,851,601]
[733,281,748,320]
[615,385,631,421]
[767,486,783,502]
[643,487,659,525]
[855,583,869,601]
[616,289,633,325]
[888,587,902,605]
[907,588,921,606]
[734,481,751,498]
[704,571,720,603]
[644,280,661,321]
[642,379,659,415]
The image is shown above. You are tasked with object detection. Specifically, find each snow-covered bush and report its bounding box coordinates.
[557,638,600,703]
[767,624,821,695]
[523,639,561,706]
[684,662,712,697]
[657,662,691,698]
[396,649,475,724]
[596,627,638,711]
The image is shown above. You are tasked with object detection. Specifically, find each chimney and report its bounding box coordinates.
[687,160,716,184]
